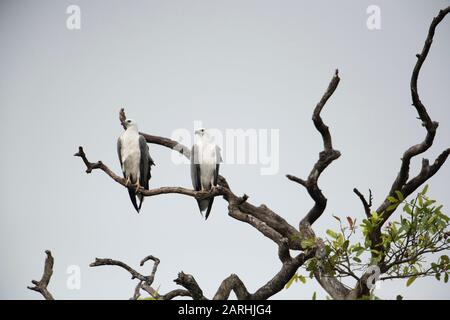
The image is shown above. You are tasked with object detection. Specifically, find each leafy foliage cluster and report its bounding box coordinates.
[287,186,450,298]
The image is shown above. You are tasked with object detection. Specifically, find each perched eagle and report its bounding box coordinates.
[190,128,221,220]
[117,119,154,213]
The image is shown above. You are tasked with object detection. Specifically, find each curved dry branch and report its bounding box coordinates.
[353,188,372,218]
[377,7,450,222]
[213,274,251,300]
[75,142,304,251]
[252,251,313,300]
[27,250,55,300]
[286,69,341,227]
[75,146,225,201]
[173,271,207,300]
[373,6,450,253]
[90,255,192,300]
[90,257,154,283]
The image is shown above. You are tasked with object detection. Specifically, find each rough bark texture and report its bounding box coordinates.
[27,250,54,300]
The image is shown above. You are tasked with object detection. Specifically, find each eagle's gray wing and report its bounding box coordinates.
[137,135,153,211]
[213,145,222,186]
[139,135,152,190]
[191,144,209,215]
[204,145,221,220]
[117,137,123,173]
[190,144,201,191]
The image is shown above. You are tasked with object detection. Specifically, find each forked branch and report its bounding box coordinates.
[27,250,55,300]
[371,7,450,258]
[287,69,341,226]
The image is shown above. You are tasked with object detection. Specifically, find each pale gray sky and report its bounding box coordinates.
[0,0,449,299]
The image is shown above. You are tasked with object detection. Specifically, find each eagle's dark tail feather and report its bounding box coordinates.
[128,188,140,213]
[204,198,214,220]
[196,199,208,216]
[137,194,144,212]
[196,195,215,220]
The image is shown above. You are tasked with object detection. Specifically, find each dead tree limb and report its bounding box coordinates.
[372,6,450,257]
[377,6,450,223]
[287,69,341,227]
[90,255,192,300]
[353,188,372,218]
[27,250,55,300]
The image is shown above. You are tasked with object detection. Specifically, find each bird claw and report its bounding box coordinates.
[211,185,218,192]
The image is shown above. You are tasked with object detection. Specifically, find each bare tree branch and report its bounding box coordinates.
[287,69,341,227]
[251,251,313,300]
[369,7,450,264]
[90,255,193,300]
[90,257,154,283]
[75,147,305,251]
[377,7,450,224]
[173,271,207,300]
[353,188,372,218]
[75,146,225,201]
[213,274,251,300]
[27,250,55,300]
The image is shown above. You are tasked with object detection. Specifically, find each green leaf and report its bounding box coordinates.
[353,257,362,263]
[285,274,296,289]
[298,275,307,284]
[395,190,404,202]
[396,295,403,300]
[427,216,436,224]
[387,196,398,203]
[420,184,429,195]
[403,204,412,214]
[301,238,316,249]
[326,229,338,239]
[406,275,417,287]
[424,199,436,207]
[444,273,449,283]
[343,240,349,251]
[312,292,317,300]
[387,204,398,212]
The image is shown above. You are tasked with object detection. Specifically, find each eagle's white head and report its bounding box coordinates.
[194,128,213,141]
[124,118,138,130]
[195,127,206,136]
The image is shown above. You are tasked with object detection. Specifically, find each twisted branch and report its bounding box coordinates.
[27,250,55,300]
[287,69,341,227]
[353,188,372,218]
[90,255,191,300]
[371,7,450,259]
[377,7,450,224]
